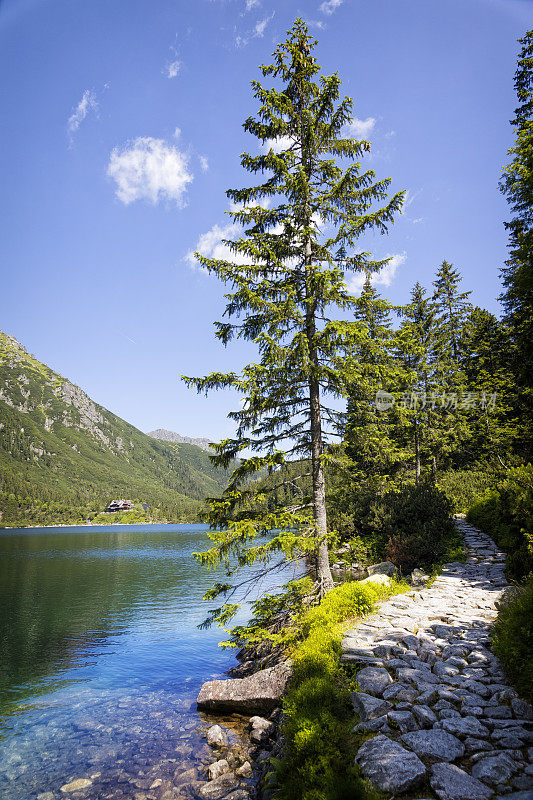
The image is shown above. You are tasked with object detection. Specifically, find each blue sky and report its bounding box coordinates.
[1,0,531,441]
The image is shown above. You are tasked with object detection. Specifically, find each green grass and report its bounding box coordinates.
[271,578,408,800]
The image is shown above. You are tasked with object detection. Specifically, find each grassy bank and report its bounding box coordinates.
[269,578,407,800]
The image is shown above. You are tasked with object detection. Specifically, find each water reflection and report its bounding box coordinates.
[0,524,298,799]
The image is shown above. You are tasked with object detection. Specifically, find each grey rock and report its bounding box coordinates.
[355,735,426,793]
[511,699,533,720]
[235,762,253,778]
[397,667,440,685]
[495,792,533,800]
[388,709,418,732]
[430,763,494,800]
[224,791,252,800]
[382,682,419,703]
[350,691,392,721]
[401,729,465,763]
[368,561,397,577]
[441,715,490,738]
[197,662,291,715]
[472,754,517,785]
[356,666,392,697]
[413,704,438,728]
[483,706,513,719]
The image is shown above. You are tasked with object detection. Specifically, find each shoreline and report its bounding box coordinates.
[0,520,202,530]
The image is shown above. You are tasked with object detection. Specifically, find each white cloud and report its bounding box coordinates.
[347,252,407,295]
[319,0,343,15]
[186,221,245,271]
[67,89,98,144]
[165,59,181,78]
[199,155,209,172]
[345,116,376,139]
[245,0,260,9]
[107,137,193,206]
[253,12,274,37]
[260,135,296,154]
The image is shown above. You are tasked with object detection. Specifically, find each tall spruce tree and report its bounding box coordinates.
[344,276,405,479]
[183,19,404,616]
[500,31,533,459]
[396,282,438,482]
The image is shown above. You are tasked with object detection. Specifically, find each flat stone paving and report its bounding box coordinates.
[344,519,533,800]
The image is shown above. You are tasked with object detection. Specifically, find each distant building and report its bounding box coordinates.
[104,499,133,513]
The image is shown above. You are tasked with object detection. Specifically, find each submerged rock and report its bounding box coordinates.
[197,662,291,715]
[206,724,227,748]
[60,777,93,792]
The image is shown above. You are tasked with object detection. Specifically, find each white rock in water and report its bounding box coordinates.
[60,778,93,793]
[206,724,227,748]
[207,759,230,781]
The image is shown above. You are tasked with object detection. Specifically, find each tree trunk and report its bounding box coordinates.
[414,419,420,486]
[305,248,333,593]
[298,52,333,593]
[431,455,437,483]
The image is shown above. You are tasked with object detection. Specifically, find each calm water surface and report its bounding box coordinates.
[0,524,297,799]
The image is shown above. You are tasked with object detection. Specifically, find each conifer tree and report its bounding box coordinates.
[432,260,472,362]
[183,20,404,616]
[344,276,405,480]
[396,282,438,483]
[500,30,533,458]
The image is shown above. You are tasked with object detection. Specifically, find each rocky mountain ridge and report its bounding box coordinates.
[148,428,212,452]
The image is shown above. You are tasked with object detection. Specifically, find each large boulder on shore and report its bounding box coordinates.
[197,662,292,715]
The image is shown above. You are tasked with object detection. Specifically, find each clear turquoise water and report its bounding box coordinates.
[0,524,297,799]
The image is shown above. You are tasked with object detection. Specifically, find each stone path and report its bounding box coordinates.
[342,519,533,800]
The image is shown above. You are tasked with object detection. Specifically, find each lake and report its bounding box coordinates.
[0,523,299,799]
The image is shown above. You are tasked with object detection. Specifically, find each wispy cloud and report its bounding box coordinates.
[253,12,274,37]
[347,252,407,295]
[319,0,343,15]
[67,89,98,146]
[199,155,209,172]
[107,136,193,206]
[245,0,260,9]
[345,116,376,139]
[164,59,182,78]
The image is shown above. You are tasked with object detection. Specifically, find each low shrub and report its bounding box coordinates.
[491,577,533,705]
[467,464,533,580]
[371,483,458,573]
[437,470,497,514]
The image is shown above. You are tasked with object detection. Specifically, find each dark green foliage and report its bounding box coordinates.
[437,470,500,513]
[467,464,533,580]
[183,18,404,610]
[491,577,533,705]
[500,31,533,459]
[374,484,457,572]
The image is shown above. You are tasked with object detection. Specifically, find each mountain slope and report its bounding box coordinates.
[0,332,228,527]
[148,428,212,451]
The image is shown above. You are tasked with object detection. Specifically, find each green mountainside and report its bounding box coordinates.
[0,332,229,527]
